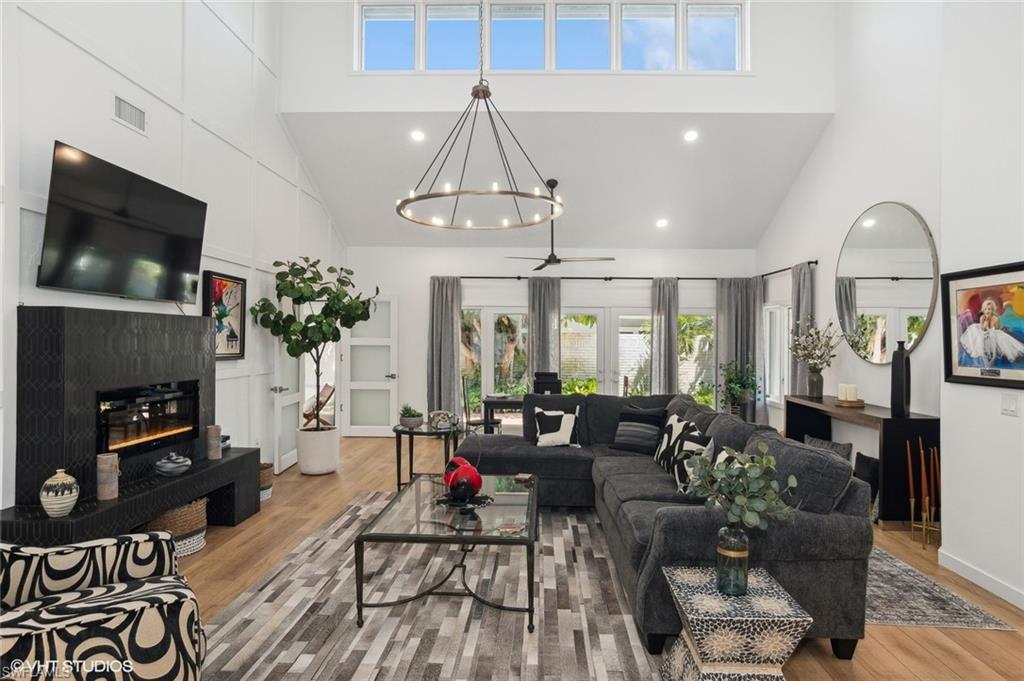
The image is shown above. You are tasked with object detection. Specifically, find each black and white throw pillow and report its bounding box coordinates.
[612,407,666,455]
[674,437,716,491]
[535,406,580,447]
[653,415,697,469]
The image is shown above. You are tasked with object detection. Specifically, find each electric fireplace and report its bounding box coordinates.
[97,381,200,456]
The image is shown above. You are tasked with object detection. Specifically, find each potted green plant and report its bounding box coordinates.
[250,258,377,475]
[399,404,424,429]
[791,320,843,399]
[685,441,797,596]
[718,361,759,417]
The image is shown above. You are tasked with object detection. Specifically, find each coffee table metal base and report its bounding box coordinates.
[355,539,535,632]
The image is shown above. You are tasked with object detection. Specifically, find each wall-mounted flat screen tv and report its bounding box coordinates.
[37,141,207,304]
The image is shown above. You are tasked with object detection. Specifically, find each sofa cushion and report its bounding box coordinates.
[466,434,596,480]
[691,409,722,434]
[592,454,663,489]
[612,407,665,454]
[804,435,853,461]
[522,394,588,445]
[682,403,712,421]
[666,394,697,418]
[745,432,854,514]
[616,500,692,571]
[602,472,704,518]
[706,415,773,454]
[585,394,673,444]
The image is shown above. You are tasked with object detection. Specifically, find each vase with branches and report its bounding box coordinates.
[791,320,843,398]
[250,258,377,474]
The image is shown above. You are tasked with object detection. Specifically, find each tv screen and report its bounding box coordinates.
[37,141,206,304]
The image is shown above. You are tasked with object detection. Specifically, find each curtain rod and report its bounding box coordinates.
[853,276,932,281]
[459,260,818,282]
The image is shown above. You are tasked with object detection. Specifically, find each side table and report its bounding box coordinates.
[391,424,462,491]
[661,566,812,680]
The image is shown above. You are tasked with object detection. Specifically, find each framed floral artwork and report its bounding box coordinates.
[202,271,246,360]
[941,260,1024,389]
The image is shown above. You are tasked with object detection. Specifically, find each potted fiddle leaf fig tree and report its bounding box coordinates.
[251,257,377,475]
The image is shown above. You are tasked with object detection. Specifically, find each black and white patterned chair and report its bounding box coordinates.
[1,532,205,680]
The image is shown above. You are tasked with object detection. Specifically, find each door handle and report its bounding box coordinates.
[385,373,398,379]
[270,385,289,393]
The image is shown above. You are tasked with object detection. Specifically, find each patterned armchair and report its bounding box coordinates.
[1,533,205,680]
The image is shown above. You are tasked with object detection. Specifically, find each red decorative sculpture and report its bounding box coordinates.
[444,456,482,502]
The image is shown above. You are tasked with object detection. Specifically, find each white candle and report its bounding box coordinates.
[848,384,858,401]
[838,384,847,400]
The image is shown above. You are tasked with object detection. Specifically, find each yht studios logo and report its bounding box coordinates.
[3,659,134,678]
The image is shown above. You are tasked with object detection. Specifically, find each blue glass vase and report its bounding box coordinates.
[716,524,749,596]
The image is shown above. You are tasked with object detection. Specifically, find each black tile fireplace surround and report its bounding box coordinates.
[13,306,216,506]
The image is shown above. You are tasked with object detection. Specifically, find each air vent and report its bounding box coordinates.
[114,96,146,133]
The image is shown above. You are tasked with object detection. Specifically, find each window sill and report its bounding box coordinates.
[766,398,784,409]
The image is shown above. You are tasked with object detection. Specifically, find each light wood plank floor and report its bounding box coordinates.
[179,437,1024,680]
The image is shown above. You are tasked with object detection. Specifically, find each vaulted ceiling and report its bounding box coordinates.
[284,111,830,248]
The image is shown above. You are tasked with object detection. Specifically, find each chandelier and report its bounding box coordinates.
[395,2,562,230]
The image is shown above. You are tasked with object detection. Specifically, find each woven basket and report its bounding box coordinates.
[146,498,207,557]
[259,463,274,501]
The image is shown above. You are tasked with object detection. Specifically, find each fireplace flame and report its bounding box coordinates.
[109,425,195,451]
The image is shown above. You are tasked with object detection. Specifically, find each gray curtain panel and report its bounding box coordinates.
[427,276,462,413]
[836,276,858,346]
[716,277,768,424]
[651,277,679,394]
[790,262,816,396]
[527,277,561,380]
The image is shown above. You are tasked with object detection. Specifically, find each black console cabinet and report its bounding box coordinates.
[0,447,261,546]
[785,395,939,527]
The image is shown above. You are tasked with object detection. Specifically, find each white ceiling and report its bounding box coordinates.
[283,111,831,249]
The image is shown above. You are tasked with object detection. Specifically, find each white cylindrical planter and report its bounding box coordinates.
[296,427,339,475]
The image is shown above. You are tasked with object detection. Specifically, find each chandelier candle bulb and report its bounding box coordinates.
[444,182,452,192]
[491,181,499,191]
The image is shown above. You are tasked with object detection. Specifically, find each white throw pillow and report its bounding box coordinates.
[535,406,580,447]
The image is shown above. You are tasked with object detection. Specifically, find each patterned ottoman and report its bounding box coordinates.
[660,567,812,680]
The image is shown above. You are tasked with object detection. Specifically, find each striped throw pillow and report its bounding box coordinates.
[611,407,666,455]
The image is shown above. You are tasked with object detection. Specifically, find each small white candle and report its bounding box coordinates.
[848,384,858,401]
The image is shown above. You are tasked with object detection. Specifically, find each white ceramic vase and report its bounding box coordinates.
[40,469,79,518]
[297,427,339,475]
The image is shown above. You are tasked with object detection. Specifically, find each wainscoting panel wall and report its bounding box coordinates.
[0,1,348,507]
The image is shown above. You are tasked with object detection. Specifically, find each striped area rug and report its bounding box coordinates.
[204,492,660,680]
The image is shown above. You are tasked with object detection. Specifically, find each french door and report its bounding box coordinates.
[558,307,652,395]
[606,308,653,396]
[270,343,302,473]
[344,298,399,436]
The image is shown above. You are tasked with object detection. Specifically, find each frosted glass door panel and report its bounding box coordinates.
[280,402,300,453]
[351,346,391,382]
[279,345,300,391]
[351,389,392,426]
[351,301,391,338]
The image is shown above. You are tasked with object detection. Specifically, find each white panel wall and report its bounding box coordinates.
[0,1,347,507]
[347,246,755,420]
[756,2,943,425]
[937,2,1024,609]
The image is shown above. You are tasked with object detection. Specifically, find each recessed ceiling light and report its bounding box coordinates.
[655,218,669,229]
[410,129,425,142]
[683,130,699,143]
[862,218,877,228]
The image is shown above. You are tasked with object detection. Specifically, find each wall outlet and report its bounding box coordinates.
[1000,393,1019,417]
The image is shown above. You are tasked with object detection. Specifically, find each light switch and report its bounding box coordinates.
[1000,393,1019,417]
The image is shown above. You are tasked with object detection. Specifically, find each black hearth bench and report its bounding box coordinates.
[0,447,261,547]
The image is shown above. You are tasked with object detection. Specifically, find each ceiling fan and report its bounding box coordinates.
[506,179,616,271]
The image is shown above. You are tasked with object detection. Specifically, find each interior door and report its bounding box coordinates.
[270,343,303,473]
[346,298,398,437]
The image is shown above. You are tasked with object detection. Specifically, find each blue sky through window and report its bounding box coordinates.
[363,6,415,70]
[621,5,675,70]
[687,5,740,71]
[492,5,544,69]
[556,5,610,69]
[427,6,480,70]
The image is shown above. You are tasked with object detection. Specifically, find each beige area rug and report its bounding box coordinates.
[204,491,660,680]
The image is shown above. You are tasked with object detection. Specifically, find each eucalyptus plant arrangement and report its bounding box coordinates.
[684,441,797,530]
[251,258,378,432]
[791,320,843,373]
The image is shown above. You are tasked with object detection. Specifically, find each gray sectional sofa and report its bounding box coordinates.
[455,392,873,659]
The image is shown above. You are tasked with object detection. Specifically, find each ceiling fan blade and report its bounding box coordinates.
[557,257,617,262]
[505,256,546,261]
[532,261,551,271]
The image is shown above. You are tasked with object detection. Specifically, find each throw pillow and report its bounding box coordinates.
[804,435,853,461]
[612,407,666,455]
[653,415,697,469]
[853,452,879,504]
[676,437,717,490]
[535,406,580,447]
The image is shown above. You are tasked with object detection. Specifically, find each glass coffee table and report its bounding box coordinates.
[355,474,538,632]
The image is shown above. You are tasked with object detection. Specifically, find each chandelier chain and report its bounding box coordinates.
[478,0,485,84]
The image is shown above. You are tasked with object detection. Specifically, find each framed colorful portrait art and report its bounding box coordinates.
[202,271,246,360]
[941,260,1024,389]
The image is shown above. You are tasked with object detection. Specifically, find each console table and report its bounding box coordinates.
[784,395,939,527]
[0,447,261,546]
